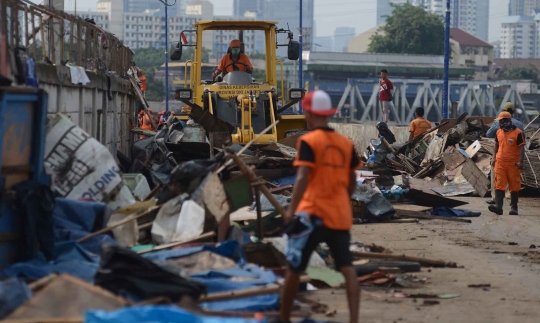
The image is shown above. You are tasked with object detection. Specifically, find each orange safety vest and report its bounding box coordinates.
[141,114,153,131]
[140,75,147,92]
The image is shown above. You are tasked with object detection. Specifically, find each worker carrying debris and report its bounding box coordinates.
[409,107,432,141]
[212,39,253,79]
[273,90,361,323]
[486,102,525,205]
[489,111,526,216]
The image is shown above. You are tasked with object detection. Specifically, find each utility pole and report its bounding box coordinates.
[299,0,303,110]
[443,0,451,119]
[159,0,176,113]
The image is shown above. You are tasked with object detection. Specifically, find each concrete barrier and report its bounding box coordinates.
[37,64,136,156]
[330,123,410,153]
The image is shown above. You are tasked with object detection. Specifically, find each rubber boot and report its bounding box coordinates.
[488,190,504,215]
[509,193,519,215]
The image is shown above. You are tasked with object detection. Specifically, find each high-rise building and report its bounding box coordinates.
[500,15,536,58]
[314,36,333,52]
[377,0,410,25]
[261,0,315,56]
[333,27,355,52]
[233,0,265,16]
[508,0,540,16]
[123,0,182,15]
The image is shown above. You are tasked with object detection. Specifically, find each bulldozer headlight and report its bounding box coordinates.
[175,89,193,100]
[289,89,305,100]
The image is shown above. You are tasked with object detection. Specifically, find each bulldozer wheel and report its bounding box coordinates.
[284,129,309,138]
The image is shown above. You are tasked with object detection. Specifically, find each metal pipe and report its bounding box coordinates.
[442,0,451,119]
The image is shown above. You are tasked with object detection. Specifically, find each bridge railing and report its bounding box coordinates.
[0,0,133,78]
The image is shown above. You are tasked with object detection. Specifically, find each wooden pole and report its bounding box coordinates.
[229,153,287,218]
[76,206,160,243]
[525,115,539,130]
[199,284,280,302]
[137,232,216,254]
[351,251,457,268]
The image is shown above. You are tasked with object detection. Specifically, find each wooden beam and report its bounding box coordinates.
[351,251,457,268]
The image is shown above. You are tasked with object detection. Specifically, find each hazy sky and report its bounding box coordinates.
[41,0,509,42]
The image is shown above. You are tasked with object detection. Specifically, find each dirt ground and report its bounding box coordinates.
[303,196,540,323]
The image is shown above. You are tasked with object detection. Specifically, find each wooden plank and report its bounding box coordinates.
[461,158,490,197]
[7,275,127,320]
[395,209,472,223]
[351,251,457,268]
[441,146,466,171]
[199,284,280,302]
[392,203,431,213]
[465,140,482,159]
[137,232,216,254]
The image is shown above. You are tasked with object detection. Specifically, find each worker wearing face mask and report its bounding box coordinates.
[212,39,253,80]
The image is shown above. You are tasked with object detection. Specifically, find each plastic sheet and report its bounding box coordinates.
[1,241,100,282]
[0,278,32,319]
[86,306,261,323]
[352,184,395,222]
[53,198,117,254]
[430,206,481,217]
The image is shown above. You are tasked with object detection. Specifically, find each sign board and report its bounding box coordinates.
[44,114,123,202]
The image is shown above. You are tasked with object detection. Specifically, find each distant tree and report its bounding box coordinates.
[499,65,539,80]
[250,52,266,60]
[368,4,444,55]
[144,68,165,101]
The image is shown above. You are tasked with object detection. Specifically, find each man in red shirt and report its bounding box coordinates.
[379,69,394,123]
[273,90,362,323]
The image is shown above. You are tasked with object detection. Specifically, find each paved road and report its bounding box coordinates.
[306,196,540,323]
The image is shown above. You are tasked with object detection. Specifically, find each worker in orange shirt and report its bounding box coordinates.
[212,39,253,79]
[488,111,526,216]
[140,108,154,139]
[274,90,361,323]
[409,107,432,141]
[138,68,147,96]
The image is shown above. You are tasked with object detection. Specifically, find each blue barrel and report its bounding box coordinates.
[0,89,49,270]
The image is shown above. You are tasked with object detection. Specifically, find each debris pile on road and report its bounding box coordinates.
[0,111,473,322]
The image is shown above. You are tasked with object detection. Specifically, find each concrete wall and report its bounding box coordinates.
[37,64,136,157]
[330,123,410,153]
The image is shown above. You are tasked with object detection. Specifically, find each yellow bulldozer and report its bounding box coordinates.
[169,20,306,144]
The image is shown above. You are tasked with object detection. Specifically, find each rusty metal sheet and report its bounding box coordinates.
[461,159,490,197]
[407,177,469,208]
[431,184,475,197]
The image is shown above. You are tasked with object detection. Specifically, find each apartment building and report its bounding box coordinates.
[450,28,494,80]
[500,16,536,58]
[508,0,540,16]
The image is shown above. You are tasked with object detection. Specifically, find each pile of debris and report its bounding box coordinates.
[362,113,540,210]
[0,112,467,322]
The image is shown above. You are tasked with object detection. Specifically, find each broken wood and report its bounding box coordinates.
[203,310,310,319]
[199,284,281,302]
[77,206,160,243]
[137,232,216,254]
[229,153,287,218]
[351,251,458,268]
[461,158,490,197]
[395,209,472,223]
[525,115,540,130]
[28,274,58,292]
[216,120,280,173]
[144,184,163,201]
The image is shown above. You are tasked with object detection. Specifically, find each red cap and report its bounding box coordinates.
[302,90,337,116]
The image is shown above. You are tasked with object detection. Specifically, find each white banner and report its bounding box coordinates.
[44,114,123,202]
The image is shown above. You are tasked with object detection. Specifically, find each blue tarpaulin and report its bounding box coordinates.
[143,241,279,312]
[86,306,263,323]
[430,206,481,218]
[271,175,296,187]
[53,199,117,254]
[0,278,32,319]
[1,241,100,282]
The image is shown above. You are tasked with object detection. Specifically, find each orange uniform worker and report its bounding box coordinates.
[140,108,154,139]
[137,69,147,94]
[274,90,362,323]
[488,111,526,216]
[212,39,253,79]
[409,107,432,141]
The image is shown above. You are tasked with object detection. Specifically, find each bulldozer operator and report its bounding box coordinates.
[212,39,253,80]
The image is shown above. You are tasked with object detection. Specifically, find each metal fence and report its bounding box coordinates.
[0,0,133,77]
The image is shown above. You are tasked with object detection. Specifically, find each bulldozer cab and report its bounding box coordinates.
[170,20,306,144]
